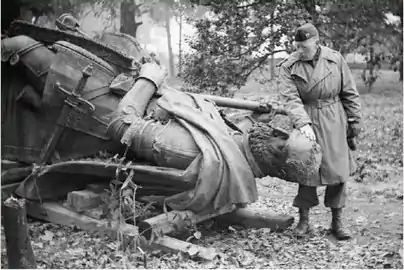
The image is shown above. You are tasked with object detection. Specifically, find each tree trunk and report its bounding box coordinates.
[301,0,317,23]
[369,46,374,77]
[368,35,375,91]
[270,8,275,80]
[138,205,295,240]
[52,0,73,17]
[120,0,142,38]
[400,11,403,81]
[164,3,175,77]
[178,12,183,76]
[2,196,37,269]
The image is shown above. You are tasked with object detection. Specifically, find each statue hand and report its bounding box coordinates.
[138,62,168,90]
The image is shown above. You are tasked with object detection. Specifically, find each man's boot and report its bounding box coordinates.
[331,208,351,240]
[294,208,310,236]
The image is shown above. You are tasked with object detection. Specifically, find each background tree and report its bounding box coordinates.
[5,0,146,39]
[120,0,144,38]
[300,0,403,85]
[170,0,201,75]
[149,0,177,76]
[149,0,198,76]
[181,0,309,96]
[182,0,403,96]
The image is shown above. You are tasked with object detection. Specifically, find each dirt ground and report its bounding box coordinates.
[1,69,403,268]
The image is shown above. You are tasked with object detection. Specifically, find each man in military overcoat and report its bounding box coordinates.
[278,23,363,240]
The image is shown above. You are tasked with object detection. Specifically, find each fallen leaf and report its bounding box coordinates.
[193,231,202,240]
[187,246,199,257]
[247,240,254,251]
[229,257,240,267]
[261,228,272,234]
[40,230,54,241]
[178,251,186,262]
[355,216,368,225]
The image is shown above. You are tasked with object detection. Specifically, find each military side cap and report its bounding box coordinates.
[294,23,319,42]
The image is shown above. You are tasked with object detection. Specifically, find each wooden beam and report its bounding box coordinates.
[26,201,138,239]
[66,189,103,212]
[25,201,217,261]
[141,235,217,261]
[139,205,236,240]
[214,207,294,231]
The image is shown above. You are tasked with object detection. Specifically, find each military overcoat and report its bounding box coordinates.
[278,46,362,186]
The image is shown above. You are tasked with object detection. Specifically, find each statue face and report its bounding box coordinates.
[283,129,322,183]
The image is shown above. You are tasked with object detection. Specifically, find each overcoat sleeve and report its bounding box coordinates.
[339,55,363,126]
[278,64,312,129]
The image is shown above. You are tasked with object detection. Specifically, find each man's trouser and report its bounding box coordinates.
[293,183,346,208]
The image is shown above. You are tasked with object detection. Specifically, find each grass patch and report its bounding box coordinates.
[347,62,393,71]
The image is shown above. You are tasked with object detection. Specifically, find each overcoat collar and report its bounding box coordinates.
[308,46,339,90]
[284,46,339,90]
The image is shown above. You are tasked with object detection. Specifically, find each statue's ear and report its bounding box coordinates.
[270,125,290,140]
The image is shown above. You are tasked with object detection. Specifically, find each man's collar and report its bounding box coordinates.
[319,45,339,63]
[313,46,321,61]
[303,46,321,66]
[278,45,339,68]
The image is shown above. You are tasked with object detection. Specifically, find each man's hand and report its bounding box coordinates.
[347,122,362,138]
[299,124,316,141]
[347,121,362,151]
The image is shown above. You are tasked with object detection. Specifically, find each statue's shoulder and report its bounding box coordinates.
[276,52,300,68]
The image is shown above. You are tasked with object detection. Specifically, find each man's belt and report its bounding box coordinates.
[303,96,340,109]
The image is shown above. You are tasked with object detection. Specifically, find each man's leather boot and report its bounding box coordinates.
[294,208,310,236]
[331,208,351,240]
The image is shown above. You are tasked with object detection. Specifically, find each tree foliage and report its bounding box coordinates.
[308,0,403,84]
[149,0,196,76]
[181,0,310,96]
[182,0,403,96]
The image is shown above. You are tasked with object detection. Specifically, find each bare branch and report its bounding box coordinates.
[242,52,272,80]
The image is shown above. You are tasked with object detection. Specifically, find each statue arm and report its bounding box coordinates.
[107,63,200,170]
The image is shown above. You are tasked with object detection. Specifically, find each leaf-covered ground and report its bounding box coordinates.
[1,70,402,269]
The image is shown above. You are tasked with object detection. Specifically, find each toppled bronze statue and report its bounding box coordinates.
[1,19,321,214]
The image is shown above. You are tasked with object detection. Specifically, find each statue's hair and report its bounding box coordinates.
[247,122,290,178]
[247,114,322,184]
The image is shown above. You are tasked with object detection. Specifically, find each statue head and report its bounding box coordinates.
[246,114,322,184]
